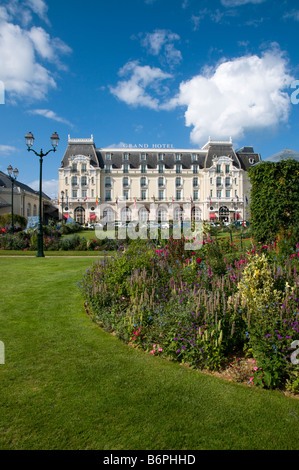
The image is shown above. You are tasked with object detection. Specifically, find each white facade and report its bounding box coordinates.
[58,136,260,224]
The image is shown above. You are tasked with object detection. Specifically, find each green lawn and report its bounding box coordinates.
[0,258,299,450]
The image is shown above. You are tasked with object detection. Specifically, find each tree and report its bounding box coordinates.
[0,213,27,231]
[248,158,299,244]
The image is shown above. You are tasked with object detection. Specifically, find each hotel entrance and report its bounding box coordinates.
[74,206,85,224]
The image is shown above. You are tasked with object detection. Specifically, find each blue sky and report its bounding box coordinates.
[0,0,299,198]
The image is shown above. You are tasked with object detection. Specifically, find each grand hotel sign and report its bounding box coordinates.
[120,143,174,149]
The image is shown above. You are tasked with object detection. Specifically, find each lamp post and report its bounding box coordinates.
[7,165,19,234]
[25,131,59,257]
[61,190,64,223]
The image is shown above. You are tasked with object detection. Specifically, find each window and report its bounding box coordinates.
[82,190,87,199]
[158,176,164,187]
[139,207,148,221]
[72,177,78,186]
[123,164,129,173]
[65,190,68,198]
[158,153,164,161]
[176,190,181,200]
[249,158,255,165]
[82,163,87,172]
[105,177,111,187]
[91,189,94,198]
[225,177,230,187]
[235,177,237,185]
[91,177,94,185]
[141,190,146,200]
[106,153,111,160]
[105,190,111,201]
[217,190,221,199]
[72,164,77,172]
[226,190,230,198]
[158,164,164,174]
[158,190,164,200]
[193,177,198,187]
[72,190,77,198]
[141,164,147,174]
[225,165,230,174]
[140,176,147,187]
[123,177,129,187]
[192,154,197,161]
[27,203,31,217]
[105,164,111,173]
[216,164,221,173]
[33,204,37,216]
[176,164,181,174]
[216,177,222,187]
[123,153,129,160]
[141,153,146,161]
[176,177,181,187]
[193,165,198,174]
[81,176,87,186]
[210,177,213,184]
[123,190,129,200]
[210,190,213,197]
[65,177,68,185]
[175,154,181,161]
[193,190,199,200]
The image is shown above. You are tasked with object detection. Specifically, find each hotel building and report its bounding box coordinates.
[58,136,261,224]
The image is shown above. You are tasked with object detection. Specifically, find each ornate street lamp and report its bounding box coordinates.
[61,190,64,223]
[25,131,59,257]
[7,165,19,234]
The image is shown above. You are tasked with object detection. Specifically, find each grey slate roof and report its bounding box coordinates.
[263,148,299,162]
[61,138,261,171]
[0,171,51,200]
[61,141,99,168]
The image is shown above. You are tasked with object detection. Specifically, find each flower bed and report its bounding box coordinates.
[79,236,299,394]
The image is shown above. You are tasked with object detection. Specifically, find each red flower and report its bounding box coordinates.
[196,258,202,264]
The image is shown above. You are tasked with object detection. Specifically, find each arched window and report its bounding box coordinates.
[121,207,131,222]
[173,207,183,221]
[33,204,37,217]
[157,207,168,222]
[74,206,85,224]
[103,207,115,222]
[139,207,149,222]
[27,203,31,217]
[191,207,202,222]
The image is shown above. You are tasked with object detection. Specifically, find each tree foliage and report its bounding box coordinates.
[0,213,27,230]
[248,158,299,244]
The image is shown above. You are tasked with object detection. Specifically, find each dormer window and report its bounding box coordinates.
[158,164,164,174]
[106,153,111,160]
[141,164,147,174]
[175,154,181,161]
[193,165,198,174]
[123,163,129,173]
[105,164,111,173]
[158,153,164,161]
[192,154,198,161]
[175,164,182,174]
[141,153,146,161]
[249,158,255,165]
[123,153,129,161]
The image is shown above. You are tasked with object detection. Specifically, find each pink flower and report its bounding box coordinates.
[150,350,155,355]
[158,348,163,352]
[251,360,255,364]
[253,367,258,371]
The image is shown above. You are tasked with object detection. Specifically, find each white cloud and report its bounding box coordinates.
[109,61,172,110]
[0,145,17,156]
[165,49,293,145]
[141,29,182,67]
[221,0,265,6]
[28,109,73,126]
[29,178,59,199]
[0,3,71,102]
[283,10,299,21]
[25,0,49,23]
